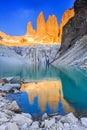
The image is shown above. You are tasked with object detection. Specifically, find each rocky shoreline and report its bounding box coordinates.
[0,93,87,130]
[0,77,87,130]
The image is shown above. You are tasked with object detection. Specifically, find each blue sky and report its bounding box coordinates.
[0,0,75,36]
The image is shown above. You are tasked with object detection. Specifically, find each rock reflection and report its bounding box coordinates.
[21,80,74,113]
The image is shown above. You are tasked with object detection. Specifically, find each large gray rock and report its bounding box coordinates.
[60,113,78,124]
[44,118,55,128]
[12,114,33,126]
[6,123,19,130]
[9,77,21,84]
[22,113,32,119]
[21,123,28,130]
[1,83,21,93]
[8,101,21,113]
[0,125,6,130]
[30,121,39,129]
[81,118,87,128]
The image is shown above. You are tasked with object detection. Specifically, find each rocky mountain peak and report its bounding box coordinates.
[46,15,59,38]
[26,22,36,36]
[36,12,46,37]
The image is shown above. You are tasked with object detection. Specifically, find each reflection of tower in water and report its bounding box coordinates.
[21,80,74,113]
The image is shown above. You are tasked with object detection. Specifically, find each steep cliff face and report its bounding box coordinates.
[59,8,74,43]
[60,0,87,53]
[53,0,87,67]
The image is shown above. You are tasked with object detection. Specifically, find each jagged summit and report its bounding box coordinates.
[0,9,74,46]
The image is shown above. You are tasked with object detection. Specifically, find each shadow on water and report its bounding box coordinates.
[56,66,87,117]
[2,63,87,118]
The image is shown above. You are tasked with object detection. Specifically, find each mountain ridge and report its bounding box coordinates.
[0,9,74,46]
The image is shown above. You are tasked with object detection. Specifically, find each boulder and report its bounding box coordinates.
[22,113,32,119]
[5,110,14,116]
[6,123,19,130]
[8,101,21,113]
[30,121,39,129]
[12,114,33,126]
[42,113,48,120]
[44,118,55,128]
[0,125,6,130]
[81,118,87,128]
[1,83,21,93]
[22,123,28,130]
[60,113,78,124]
[9,77,21,84]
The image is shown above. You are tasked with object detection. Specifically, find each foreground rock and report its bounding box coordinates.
[8,101,21,113]
[0,93,87,130]
[1,83,21,93]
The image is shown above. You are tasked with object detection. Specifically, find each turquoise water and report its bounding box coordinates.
[1,64,87,118]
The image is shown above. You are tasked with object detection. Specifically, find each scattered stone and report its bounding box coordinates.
[0,92,87,130]
[8,101,21,113]
[81,118,87,128]
[42,113,48,120]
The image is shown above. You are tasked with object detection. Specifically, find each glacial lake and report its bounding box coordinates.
[0,64,87,119]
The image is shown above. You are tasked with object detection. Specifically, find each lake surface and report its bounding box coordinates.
[0,64,87,118]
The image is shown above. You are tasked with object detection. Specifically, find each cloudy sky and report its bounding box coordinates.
[0,0,75,35]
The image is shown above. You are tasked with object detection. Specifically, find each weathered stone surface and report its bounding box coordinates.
[8,101,21,113]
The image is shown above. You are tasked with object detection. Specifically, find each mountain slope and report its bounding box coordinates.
[52,0,87,67]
